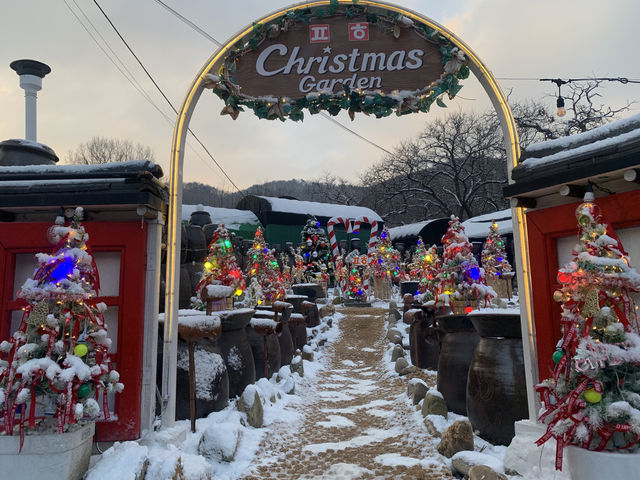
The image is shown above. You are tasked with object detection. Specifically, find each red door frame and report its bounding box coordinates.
[526,190,640,380]
[0,221,147,441]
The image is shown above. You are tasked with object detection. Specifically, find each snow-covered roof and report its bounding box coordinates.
[521,112,640,169]
[506,112,640,198]
[182,204,260,228]
[461,209,512,239]
[255,195,382,222]
[0,159,163,178]
[388,219,439,239]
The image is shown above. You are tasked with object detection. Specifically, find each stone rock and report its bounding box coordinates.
[199,422,242,462]
[437,420,474,458]
[424,417,441,437]
[301,346,314,362]
[394,357,409,374]
[237,387,264,428]
[407,379,425,399]
[386,329,403,345]
[290,355,304,377]
[389,300,398,310]
[422,392,448,418]
[331,296,343,305]
[411,382,428,405]
[388,308,401,322]
[403,365,420,375]
[468,465,508,480]
[402,308,420,325]
[319,304,335,318]
[391,344,405,362]
[451,451,504,477]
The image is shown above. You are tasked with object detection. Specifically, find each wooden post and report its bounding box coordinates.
[187,341,196,433]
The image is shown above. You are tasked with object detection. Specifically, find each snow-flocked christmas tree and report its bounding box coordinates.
[536,193,640,470]
[195,224,245,311]
[245,227,285,305]
[481,221,511,277]
[0,208,122,443]
[370,227,401,282]
[415,244,442,301]
[437,215,493,309]
[298,217,332,284]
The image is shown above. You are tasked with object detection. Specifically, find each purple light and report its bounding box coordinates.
[49,257,75,282]
[466,266,480,281]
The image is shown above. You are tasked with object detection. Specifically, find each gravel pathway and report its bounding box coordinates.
[241,307,455,479]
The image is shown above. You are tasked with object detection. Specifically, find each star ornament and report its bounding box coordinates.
[323,46,332,54]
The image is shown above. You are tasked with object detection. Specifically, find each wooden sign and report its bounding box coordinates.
[208,4,469,120]
[349,254,370,266]
[233,16,444,98]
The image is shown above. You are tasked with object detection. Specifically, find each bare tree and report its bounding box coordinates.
[310,173,367,206]
[66,136,155,165]
[560,80,634,135]
[361,111,508,223]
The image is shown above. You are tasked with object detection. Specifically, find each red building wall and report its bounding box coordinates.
[526,190,640,380]
[0,221,147,441]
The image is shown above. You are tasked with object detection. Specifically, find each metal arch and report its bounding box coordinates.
[162,0,536,428]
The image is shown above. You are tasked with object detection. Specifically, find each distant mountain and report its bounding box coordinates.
[182,178,367,209]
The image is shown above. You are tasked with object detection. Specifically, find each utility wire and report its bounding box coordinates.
[151,0,222,47]
[319,113,395,156]
[91,0,244,196]
[147,0,398,158]
[64,0,232,184]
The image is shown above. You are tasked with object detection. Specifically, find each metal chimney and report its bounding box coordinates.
[10,59,51,142]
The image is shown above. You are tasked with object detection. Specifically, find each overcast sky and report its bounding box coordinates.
[1,0,638,191]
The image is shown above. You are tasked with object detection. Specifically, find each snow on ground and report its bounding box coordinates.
[87,296,541,479]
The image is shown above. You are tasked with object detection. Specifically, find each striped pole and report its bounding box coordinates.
[327,217,352,296]
[352,216,379,300]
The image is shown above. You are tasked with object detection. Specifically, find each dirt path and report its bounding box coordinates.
[241,307,455,479]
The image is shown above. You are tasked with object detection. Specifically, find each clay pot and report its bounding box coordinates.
[435,314,479,415]
[274,303,294,365]
[288,313,308,351]
[400,281,420,296]
[246,314,282,380]
[292,284,323,302]
[466,313,527,445]
[217,309,256,398]
[409,307,439,370]
[302,300,320,327]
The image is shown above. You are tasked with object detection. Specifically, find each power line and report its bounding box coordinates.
[151,0,222,47]
[497,76,640,83]
[63,1,236,183]
[148,0,397,158]
[319,113,395,156]
[91,0,244,195]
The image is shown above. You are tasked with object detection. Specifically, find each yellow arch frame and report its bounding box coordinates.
[162,0,536,427]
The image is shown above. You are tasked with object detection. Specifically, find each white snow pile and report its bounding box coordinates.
[87,309,345,480]
[205,284,234,298]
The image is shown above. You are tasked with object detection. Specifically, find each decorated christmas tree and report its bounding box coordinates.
[0,209,122,442]
[481,221,511,276]
[343,249,368,301]
[370,227,401,282]
[437,215,494,310]
[245,227,285,305]
[195,224,245,311]
[298,217,332,283]
[416,244,442,301]
[536,193,640,470]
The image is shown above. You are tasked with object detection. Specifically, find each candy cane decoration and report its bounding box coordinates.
[327,217,353,295]
[352,216,379,299]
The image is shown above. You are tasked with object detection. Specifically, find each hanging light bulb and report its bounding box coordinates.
[556,96,566,117]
